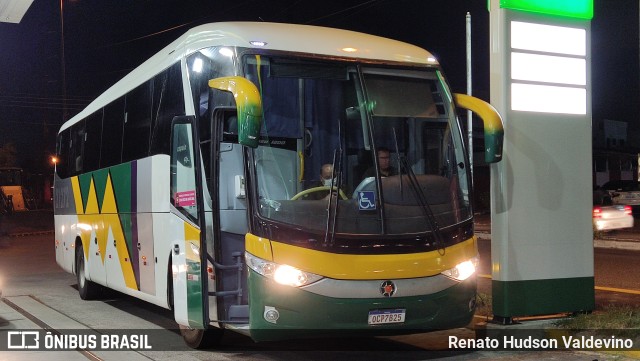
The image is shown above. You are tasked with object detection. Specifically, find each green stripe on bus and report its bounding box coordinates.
[187,259,204,328]
[77,173,93,213]
[109,163,132,213]
[92,168,110,212]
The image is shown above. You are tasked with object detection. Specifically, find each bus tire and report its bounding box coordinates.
[167,257,174,311]
[76,242,101,300]
[179,325,224,349]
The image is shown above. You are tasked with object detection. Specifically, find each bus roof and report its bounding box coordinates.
[60,22,437,133]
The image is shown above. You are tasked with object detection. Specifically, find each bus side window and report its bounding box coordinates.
[123,81,153,162]
[174,125,192,168]
[101,98,125,168]
[56,129,70,179]
[151,62,185,156]
[83,109,103,173]
[171,120,199,222]
[69,120,86,176]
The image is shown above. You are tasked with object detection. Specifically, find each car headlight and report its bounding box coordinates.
[441,257,478,281]
[246,252,323,287]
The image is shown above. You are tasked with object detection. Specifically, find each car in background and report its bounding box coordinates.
[593,204,634,231]
[601,180,640,210]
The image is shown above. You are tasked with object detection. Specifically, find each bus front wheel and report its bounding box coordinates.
[76,243,101,300]
[179,325,223,349]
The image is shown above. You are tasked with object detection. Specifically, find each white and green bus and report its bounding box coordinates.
[54,22,503,348]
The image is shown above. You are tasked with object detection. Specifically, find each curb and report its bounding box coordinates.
[7,230,54,237]
[476,230,640,251]
[593,238,640,251]
[2,230,55,238]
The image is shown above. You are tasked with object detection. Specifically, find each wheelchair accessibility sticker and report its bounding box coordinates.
[358,191,376,210]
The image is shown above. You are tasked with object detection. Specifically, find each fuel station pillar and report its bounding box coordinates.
[488,0,595,322]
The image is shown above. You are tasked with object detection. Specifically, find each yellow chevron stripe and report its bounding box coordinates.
[70,176,84,215]
[101,173,118,214]
[71,172,137,290]
[84,178,99,214]
[184,222,201,262]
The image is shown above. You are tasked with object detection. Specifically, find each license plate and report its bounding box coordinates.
[367,309,406,325]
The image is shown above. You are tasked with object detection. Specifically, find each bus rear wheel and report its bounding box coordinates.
[76,243,101,300]
[179,325,223,349]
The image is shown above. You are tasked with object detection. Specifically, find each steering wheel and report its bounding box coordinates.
[291,186,348,200]
[351,177,375,199]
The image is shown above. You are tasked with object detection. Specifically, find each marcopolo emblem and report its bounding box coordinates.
[380,280,396,297]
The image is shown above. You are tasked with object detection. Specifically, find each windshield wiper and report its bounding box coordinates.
[392,128,445,254]
[399,157,446,253]
[392,128,404,197]
[324,148,342,247]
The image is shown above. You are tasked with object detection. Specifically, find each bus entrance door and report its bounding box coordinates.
[206,108,250,328]
[169,116,208,330]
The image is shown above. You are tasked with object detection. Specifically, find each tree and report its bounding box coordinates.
[0,143,18,167]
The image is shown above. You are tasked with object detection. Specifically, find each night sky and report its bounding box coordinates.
[0,0,637,171]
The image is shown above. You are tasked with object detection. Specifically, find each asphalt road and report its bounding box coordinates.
[1,212,639,360]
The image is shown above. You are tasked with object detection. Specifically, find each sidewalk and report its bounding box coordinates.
[0,209,53,237]
[474,213,640,251]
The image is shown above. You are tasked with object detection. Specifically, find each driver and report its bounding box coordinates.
[301,164,337,200]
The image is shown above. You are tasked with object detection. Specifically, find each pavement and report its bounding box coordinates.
[2,210,640,360]
[0,209,54,238]
[474,212,640,251]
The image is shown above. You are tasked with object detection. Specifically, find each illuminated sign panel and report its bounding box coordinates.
[510,21,587,114]
[500,0,593,20]
[511,22,586,56]
[512,83,586,114]
[511,53,585,85]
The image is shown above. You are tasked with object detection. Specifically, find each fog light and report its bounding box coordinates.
[469,297,477,312]
[264,306,279,324]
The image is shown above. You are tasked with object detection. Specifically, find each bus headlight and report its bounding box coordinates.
[246,252,323,287]
[441,257,478,281]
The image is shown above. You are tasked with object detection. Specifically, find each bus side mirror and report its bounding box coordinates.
[209,76,263,148]
[453,93,504,163]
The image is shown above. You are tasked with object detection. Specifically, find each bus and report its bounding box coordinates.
[54,22,503,348]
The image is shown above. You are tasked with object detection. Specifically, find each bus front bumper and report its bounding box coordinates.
[247,270,477,342]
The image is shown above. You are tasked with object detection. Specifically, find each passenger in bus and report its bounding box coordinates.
[362,147,398,179]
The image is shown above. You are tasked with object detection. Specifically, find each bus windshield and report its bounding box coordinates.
[243,55,470,235]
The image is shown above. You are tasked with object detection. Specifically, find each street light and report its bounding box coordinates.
[51,156,58,173]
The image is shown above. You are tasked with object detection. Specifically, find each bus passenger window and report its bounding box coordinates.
[174,126,192,168]
[171,122,198,222]
[69,121,86,176]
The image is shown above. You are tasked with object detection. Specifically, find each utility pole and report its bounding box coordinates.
[60,0,68,122]
[466,12,473,181]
